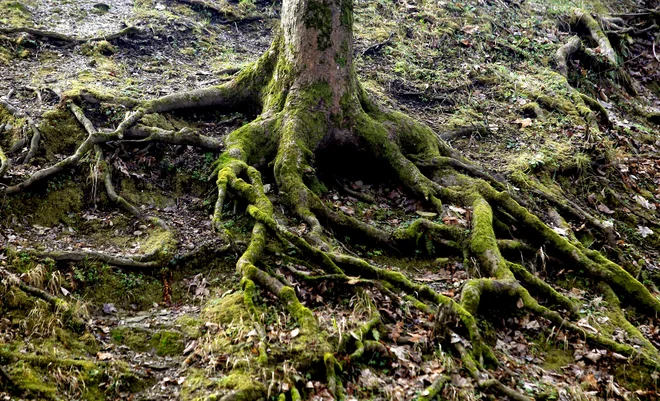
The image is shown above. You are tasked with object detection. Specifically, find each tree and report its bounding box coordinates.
[2,0,660,399]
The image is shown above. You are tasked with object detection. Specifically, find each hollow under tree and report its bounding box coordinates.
[2,0,660,399]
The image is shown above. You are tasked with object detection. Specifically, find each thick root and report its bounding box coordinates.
[0,25,144,43]
[126,125,223,150]
[477,182,660,312]
[22,121,41,165]
[555,35,582,77]
[26,249,161,269]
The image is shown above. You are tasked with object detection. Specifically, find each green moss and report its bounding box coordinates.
[202,291,251,325]
[0,0,33,26]
[140,227,177,263]
[6,360,57,399]
[110,326,151,352]
[176,315,203,338]
[542,347,573,373]
[305,0,333,50]
[140,113,175,130]
[111,327,184,356]
[0,103,23,147]
[35,182,84,226]
[150,330,185,356]
[38,108,87,159]
[1,180,86,228]
[81,40,116,57]
[80,265,162,308]
[120,178,174,209]
[217,371,266,400]
[182,368,219,400]
[614,363,659,393]
[469,196,512,280]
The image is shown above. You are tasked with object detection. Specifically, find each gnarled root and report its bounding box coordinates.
[5,29,660,399]
[0,25,144,44]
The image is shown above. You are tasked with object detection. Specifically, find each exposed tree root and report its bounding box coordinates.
[126,125,223,150]
[415,374,449,401]
[555,35,582,77]
[511,175,617,246]
[22,121,41,165]
[570,9,617,65]
[0,25,144,44]
[27,249,161,269]
[0,144,8,178]
[439,123,490,141]
[4,15,660,398]
[101,151,170,230]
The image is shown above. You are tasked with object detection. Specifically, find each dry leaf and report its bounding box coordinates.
[597,203,615,214]
[391,321,403,342]
[97,352,113,361]
[514,118,533,128]
[637,226,654,238]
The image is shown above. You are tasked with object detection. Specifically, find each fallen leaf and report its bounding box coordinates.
[390,345,409,361]
[597,204,615,214]
[584,351,601,363]
[637,226,654,238]
[391,321,403,342]
[514,118,533,128]
[634,194,656,210]
[97,352,113,361]
[462,25,479,34]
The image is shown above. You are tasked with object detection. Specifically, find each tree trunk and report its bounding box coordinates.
[280,0,358,115]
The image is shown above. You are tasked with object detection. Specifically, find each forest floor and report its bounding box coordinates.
[2,0,660,400]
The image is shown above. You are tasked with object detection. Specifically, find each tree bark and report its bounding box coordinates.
[281,0,357,114]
